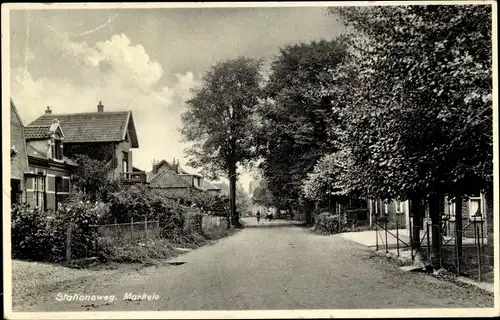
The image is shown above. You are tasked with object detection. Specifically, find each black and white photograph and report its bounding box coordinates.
[2,1,498,318]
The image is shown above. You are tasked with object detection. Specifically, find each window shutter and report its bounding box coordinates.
[46,176,55,192]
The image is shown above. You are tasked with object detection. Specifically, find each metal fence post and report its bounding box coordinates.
[396,220,400,257]
[439,229,443,270]
[480,219,485,249]
[409,219,414,260]
[426,222,430,261]
[455,226,460,274]
[476,223,482,282]
[384,220,388,254]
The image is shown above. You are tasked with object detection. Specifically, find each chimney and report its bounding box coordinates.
[45,106,52,114]
[152,159,157,174]
[97,101,104,112]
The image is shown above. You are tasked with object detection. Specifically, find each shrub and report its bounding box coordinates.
[314,212,341,235]
[11,204,52,260]
[105,185,188,240]
[11,188,109,262]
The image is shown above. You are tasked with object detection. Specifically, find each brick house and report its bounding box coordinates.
[28,102,145,184]
[10,100,76,211]
[147,159,221,201]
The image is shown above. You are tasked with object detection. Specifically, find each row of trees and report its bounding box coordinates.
[180,4,493,260]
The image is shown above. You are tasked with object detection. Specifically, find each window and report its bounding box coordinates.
[122,152,129,173]
[469,193,483,220]
[33,175,45,210]
[447,198,456,217]
[396,200,404,213]
[52,139,63,160]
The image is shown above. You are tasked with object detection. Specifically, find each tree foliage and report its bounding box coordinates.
[256,39,349,209]
[181,57,263,225]
[302,149,357,201]
[327,5,492,200]
[252,179,274,207]
[71,154,121,201]
[181,57,263,178]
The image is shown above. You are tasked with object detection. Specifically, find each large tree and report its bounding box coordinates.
[329,5,492,264]
[256,39,348,224]
[181,57,263,227]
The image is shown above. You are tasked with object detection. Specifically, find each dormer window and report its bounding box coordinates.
[52,138,63,160]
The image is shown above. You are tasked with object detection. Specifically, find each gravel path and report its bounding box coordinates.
[11,225,493,312]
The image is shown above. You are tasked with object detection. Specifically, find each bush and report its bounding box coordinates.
[314,212,341,235]
[11,189,109,262]
[11,204,52,261]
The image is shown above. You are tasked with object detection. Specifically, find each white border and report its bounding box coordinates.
[2,1,499,319]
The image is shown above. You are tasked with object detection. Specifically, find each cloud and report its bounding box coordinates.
[11,33,202,172]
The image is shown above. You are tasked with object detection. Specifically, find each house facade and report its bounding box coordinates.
[10,100,30,205]
[368,199,410,229]
[10,100,76,211]
[367,192,489,238]
[28,102,144,184]
[443,193,488,238]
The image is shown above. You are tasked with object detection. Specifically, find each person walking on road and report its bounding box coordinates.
[256,211,261,224]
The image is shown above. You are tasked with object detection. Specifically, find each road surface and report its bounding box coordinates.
[13,221,492,311]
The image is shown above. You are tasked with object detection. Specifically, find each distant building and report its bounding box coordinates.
[147,159,221,200]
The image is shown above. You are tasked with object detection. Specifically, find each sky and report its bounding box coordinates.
[8,5,346,193]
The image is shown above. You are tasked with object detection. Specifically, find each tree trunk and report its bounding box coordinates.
[428,194,442,267]
[228,166,240,228]
[304,199,313,225]
[410,194,425,267]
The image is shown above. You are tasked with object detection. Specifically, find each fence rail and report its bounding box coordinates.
[92,218,161,242]
[375,218,492,282]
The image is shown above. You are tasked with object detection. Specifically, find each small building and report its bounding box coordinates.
[147,159,221,201]
[147,159,204,201]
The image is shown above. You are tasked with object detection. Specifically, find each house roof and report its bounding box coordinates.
[201,179,221,191]
[25,125,52,140]
[211,181,230,195]
[26,144,77,166]
[28,111,139,147]
[147,169,193,189]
